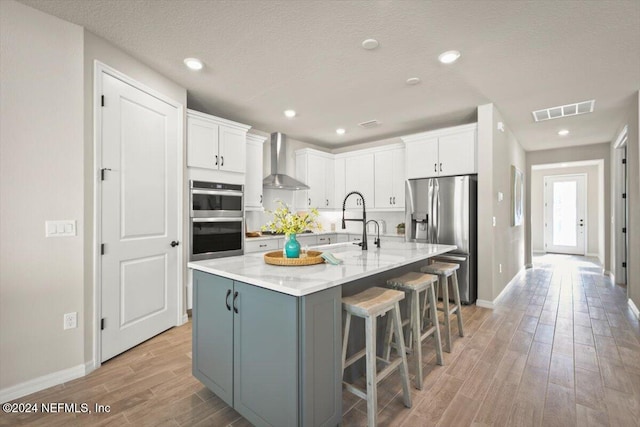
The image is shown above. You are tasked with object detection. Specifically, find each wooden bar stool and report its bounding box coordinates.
[342,287,412,427]
[420,262,464,352]
[384,271,444,389]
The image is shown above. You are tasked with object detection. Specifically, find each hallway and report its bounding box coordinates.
[1,255,638,426]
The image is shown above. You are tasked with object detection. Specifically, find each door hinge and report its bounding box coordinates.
[622,227,626,233]
[622,193,626,199]
[101,243,105,255]
[101,95,105,107]
[101,318,105,330]
[622,262,627,268]
[622,158,626,164]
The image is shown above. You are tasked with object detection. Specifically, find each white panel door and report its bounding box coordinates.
[187,116,218,169]
[101,72,179,362]
[219,126,246,173]
[544,175,586,255]
[438,129,476,176]
[405,137,438,179]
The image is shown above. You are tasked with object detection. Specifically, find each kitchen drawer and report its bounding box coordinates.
[245,239,279,253]
[316,234,336,246]
[296,235,317,247]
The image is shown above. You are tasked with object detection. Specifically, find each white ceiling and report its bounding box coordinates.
[19,0,640,151]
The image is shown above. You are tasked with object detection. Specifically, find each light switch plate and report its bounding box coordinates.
[46,220,76,237]
[498,192,504,202]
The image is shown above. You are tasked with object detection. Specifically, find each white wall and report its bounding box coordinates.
[531,165,602,257]
[476,104,527,304]
[0,0,85,393]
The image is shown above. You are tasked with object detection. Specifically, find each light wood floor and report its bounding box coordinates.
[2,254,639,426]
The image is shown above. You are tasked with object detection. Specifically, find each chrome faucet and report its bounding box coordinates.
[342,191,367,250]
[366,220,381,248]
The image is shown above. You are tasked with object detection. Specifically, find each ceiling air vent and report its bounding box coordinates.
[532,100,595,122]
[358,119,380,129]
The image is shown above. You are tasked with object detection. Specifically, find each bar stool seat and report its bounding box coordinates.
[342,287,412,427]
[420,262,464,352]
[385,272,444,390]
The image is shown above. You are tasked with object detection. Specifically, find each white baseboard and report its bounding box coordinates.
[525,263,533,269]
[532,250,545,255]
[476,299,494,309]
[629,299,640,320]
[0,363,89,403]
[475,265,526,310]
[181,313,189,324]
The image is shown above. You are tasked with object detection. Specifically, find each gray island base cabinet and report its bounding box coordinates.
[190,242,457,426]
[193,271,341,427]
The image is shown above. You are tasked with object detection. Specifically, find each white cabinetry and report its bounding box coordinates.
[402,123,477,179]
[374,146,405,209]
[245,133,267,210]
[295,149,335,209]
[187,109,251,173]
[343,154,374,209]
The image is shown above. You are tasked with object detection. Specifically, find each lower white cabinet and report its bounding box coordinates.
[245,239,278,253]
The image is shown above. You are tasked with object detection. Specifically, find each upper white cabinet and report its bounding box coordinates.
[374,146,405,209]
[344,154,374,209]
[295,149,335,209]
[187,109,251,173]
[245,133,267,210]
[402,123,477,179]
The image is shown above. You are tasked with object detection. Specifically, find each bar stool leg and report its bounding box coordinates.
[342,312,351,371]
[391,302,412,408]
[365,315,378,427]
[382,311,393,361]
[441,275,452,352]
[427,284,444,365]
[451,272,465,337]
[410,290,423,389]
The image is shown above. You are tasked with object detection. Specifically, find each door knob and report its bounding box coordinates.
[170,241,180,247]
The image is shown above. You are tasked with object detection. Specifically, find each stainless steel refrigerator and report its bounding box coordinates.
[405,175,477,304]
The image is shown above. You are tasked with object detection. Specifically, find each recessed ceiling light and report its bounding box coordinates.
[362,39,379,50]
[406,77,421,85]
[336,128,346,135]
[284,109,296,118]
[183,57,203,70]
[558,129,570,136]
[438,50,461,64]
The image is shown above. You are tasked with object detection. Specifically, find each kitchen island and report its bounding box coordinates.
[188,242,455,427]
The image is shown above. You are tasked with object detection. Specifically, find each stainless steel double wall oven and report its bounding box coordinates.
[190,181,244,261]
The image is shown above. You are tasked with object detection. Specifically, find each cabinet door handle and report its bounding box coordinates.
[215,155,219,166]
[233,291,238,313]
[434,163,437,172]
[439,163,443,172]
[393,196,396,204]
[221,156,224,166]
[225,289,232,311]
[308,198,311,206]
[259,244,267,248]
[260,194,263,204]
[326,199,329,207]
[389,196,392,205]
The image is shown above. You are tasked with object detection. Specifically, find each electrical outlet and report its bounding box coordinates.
[64,312,77,330]
[499,264,502,274]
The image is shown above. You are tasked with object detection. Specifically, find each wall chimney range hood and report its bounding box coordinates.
[262,132,310,190]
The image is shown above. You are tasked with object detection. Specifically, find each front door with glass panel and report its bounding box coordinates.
[544,174,586,255]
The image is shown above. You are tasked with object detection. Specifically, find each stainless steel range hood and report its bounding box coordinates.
[262,132,310,190]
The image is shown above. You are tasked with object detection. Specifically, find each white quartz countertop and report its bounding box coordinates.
[188,242,456,297]
[245,230,406,241]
